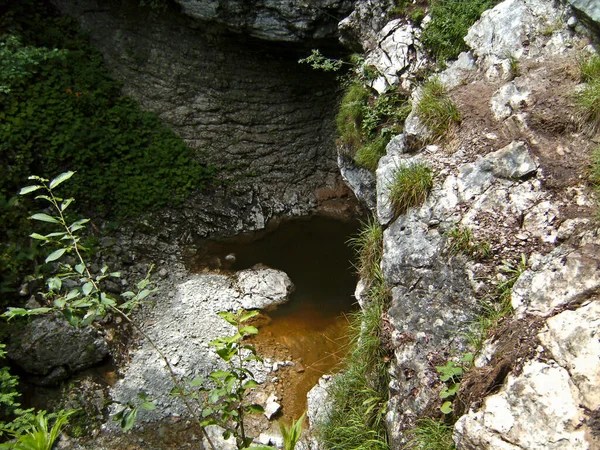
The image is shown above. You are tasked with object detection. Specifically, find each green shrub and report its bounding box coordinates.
[577,55,600,133]
[388,163,433,217]
[421,0,499,62]
[355,136,391,172]
[416,78,461,141]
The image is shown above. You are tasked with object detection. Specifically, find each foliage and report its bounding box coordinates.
[318,219,389,449]
[355,137,391,172]
[298,49,344,72]
[388,163,433,218]
[407,418,455,450]
[416,78,460,141]
[362,88,411,139]
[280,412,305,450]
[467,254,527,351]
[0,410,76,450]
[421,0,500,62]
[13,172,281,449]
[444,225,491,260]
[576,54,600,133]
[347,219,383,282]
[436,353,473,415]
[590,145,600,212]
[336,83,371,151]
[410,8,426,27]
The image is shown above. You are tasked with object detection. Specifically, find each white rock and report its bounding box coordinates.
[490,82,531,121]
[264,393,281,420]
[236,265,295,310]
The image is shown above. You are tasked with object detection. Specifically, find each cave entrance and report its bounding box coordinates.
[185,215,360,423]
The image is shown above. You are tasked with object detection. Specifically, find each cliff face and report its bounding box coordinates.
[53,0,356,242]
[341,0,600,448]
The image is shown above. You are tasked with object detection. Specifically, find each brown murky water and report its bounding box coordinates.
[186,216,360,422]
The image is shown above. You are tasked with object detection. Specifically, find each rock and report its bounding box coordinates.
[307,375,333,427]
[7,315,108,381]
[364,21,427,93]
[258,431,284,448]
[337,0,396,51]
[438,52,477,89]
[454,361,591,450]
[484,141,537,179]
[173,0,353,43]
[337,153,377,213]
[264,393,281,419]
[512,244,600,317]
[235,265,295,310]
[490,82,531,121]
[202,425,237,450]
[567,0,600,25]
[538,300,600,410]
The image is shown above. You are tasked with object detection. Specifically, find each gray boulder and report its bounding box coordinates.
[7,316,108,381]
[567,0,600,25]
[236,265,295,310]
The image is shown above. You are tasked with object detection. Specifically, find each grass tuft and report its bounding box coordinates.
[445,225,491,260]
[577,54,600,133]
[407,418,455,450]
[355,136,391,172]
[416,78,461,141]
[337,83,371,151]
[388,163,433,218]
[348,219,384,282]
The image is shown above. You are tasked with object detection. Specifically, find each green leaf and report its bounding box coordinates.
[120,407,138,431]
[440,401,453,414]
[75,263,85,274]
[82,282,94,296]
[190,376,204,387]
[217,311,238,326]
[210,370,230,379]
[29,233,49,240]
[242,380,259,390]
[141,402,156,411]
[239,326,259,336]
[19,185,42,195]
[239,310,260,322]
[45,248,66,263]
[61,198,74,211]
[31,213,59,223]
[49,171,75,189]
[245,404,264,414]
[48,276,62,291]
[440,383,460,399]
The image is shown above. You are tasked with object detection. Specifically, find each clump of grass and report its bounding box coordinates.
[388,163,433,218]
[410,7,426,27]
[577,54,600,133]
[445,225,491,260]
[421,0,500,62]
[355,136,391,172]
[317,293,390,450]
[348,219,384,282]
[407,418,455,450]
[416,78,461,141]
[467,254,527,351]
[337,83,371,151]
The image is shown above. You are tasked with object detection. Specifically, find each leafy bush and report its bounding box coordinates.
[577,54,600,133]
[388,163,433,218]
[416,78,461,141]
[421,0,499,62]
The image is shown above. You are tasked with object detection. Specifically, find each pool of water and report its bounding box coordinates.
[185,215,360,421]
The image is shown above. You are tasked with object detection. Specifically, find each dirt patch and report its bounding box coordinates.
[455,315,545,417]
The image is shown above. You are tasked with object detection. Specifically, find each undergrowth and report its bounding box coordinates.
[576,54,600,133]
[407,418,455,450]
[421,0,500,62]
[388,163,433,218]
[416,78,460,141]
[319,220,389,449]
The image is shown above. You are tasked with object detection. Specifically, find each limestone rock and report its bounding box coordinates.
[454,361,590,449]
[307,374,333,427]
[484,141,537,179]
[337,153,377,213]
[512,244,600,317]
[174,0,353,42]
[263,393,281,419]
[538,300,600,410]
[490,82,531,121]
[337,0,396,51]
[7,316,108,382]
[438,52,477,89]
[202,425,237,450]
[236,265,295,310]
[567,0,600,25]
[364,21,427,93]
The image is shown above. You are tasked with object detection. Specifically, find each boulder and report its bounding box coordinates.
[235,265,295,310]
[567,0,600,25]
[7,315,108,382]
[337,153,377,213]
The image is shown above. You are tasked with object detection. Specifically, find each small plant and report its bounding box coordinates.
[576,54,600,133]
[410,8,426,27]
[436,353,473,415]
[347,219,383,283]
[445,225,491,260]
[388,163,433,218]
[407,418,455,450]
[0,410,76,450]
[508,54,520,79]
[280,412,305,450]
[416,79,461,141]
[355,136,391,172]
[336,83,371,151]
[421,0,500,62]
[298,49,344,72]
